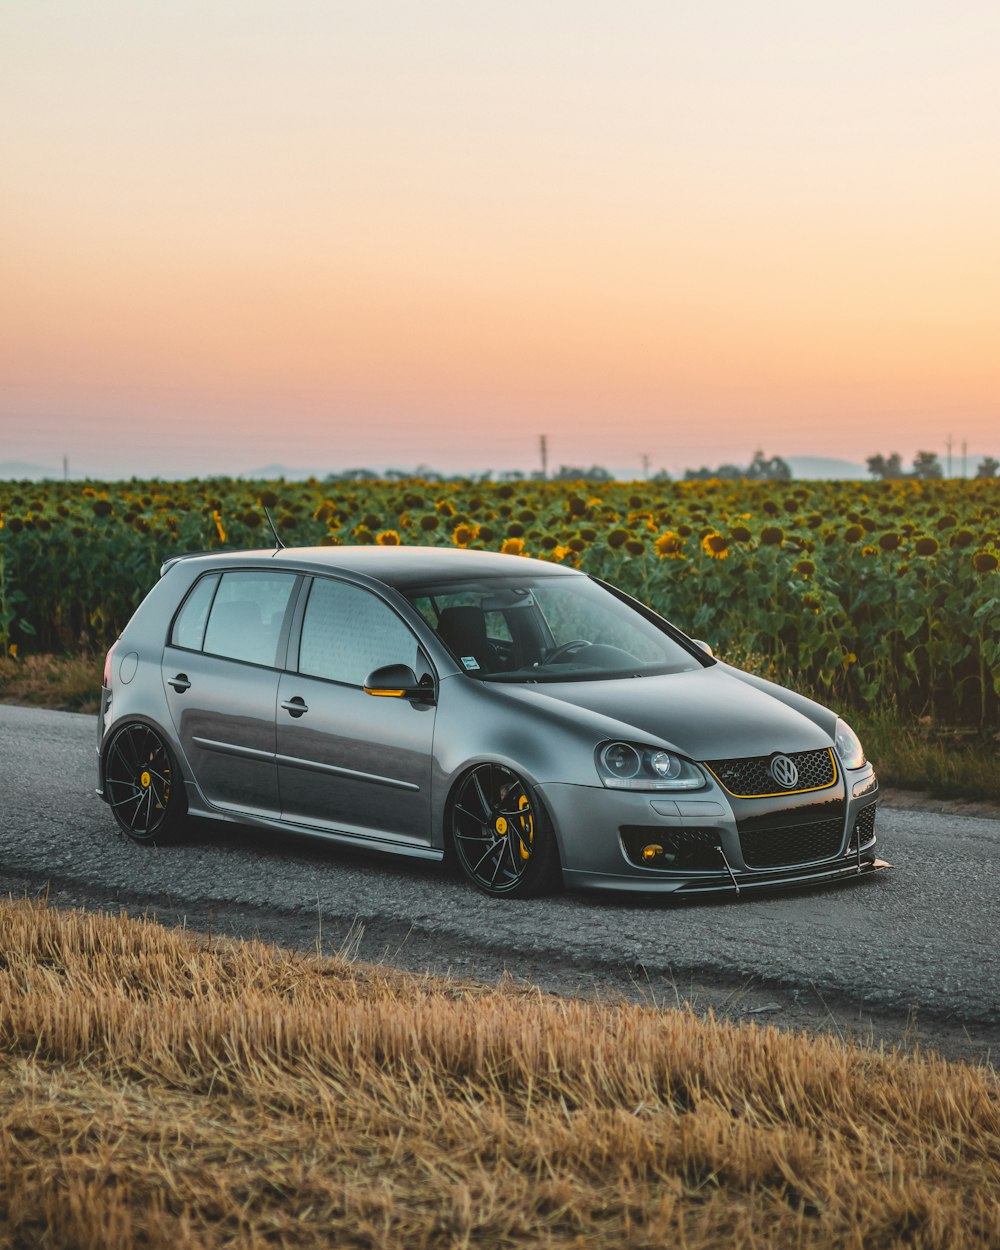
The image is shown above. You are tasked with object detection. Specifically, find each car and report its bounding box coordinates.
[97,544,887,898]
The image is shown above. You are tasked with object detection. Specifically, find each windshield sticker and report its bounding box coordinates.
[461,656,480,671]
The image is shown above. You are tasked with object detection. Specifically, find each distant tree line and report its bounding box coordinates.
[683,449,791,482]
[866,451,999,480]
[321,448,999,484]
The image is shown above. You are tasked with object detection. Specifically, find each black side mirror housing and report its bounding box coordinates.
[364,664,435,703]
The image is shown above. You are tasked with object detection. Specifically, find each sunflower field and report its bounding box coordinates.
[2,476,999,727]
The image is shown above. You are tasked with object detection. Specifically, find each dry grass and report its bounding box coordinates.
[0,901,997,1248]
[0,652,102,714]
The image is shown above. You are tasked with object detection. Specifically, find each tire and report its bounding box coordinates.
[103,722,185,844]
[449,763,560,898]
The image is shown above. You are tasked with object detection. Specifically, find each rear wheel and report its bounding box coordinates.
[104,723,184,844]
[450,763,559,898]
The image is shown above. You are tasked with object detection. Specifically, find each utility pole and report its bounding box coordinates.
[640,452,651,480]
[539,434,548,479]
[946,433,953,478]
[962,440,967,479]
[63,455,68,481]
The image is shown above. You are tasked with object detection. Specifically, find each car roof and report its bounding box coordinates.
[162,544,582,589]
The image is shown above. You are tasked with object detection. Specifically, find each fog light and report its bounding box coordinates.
[642,843,663,862]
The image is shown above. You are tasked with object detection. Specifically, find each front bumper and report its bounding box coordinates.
[539,764,887,896]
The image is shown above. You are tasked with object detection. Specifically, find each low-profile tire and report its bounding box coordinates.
[450,763,560,898]
[103,722,185,845]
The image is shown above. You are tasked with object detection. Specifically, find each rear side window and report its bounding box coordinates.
[170,574,220,651]
[201,571,297,667]
[299,578,419,686]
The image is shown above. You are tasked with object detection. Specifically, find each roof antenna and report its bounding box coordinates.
[262,505,286,550]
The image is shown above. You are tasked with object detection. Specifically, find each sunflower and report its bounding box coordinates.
[452,523,477,548]
[435,499,456,517]
[607,528,629,549]
[793,558,816,578]
[500,537,526,556]
[843,524,864,543]
[701,532,729,559]
[420,514,439,531]
[212,510,227,544]
[878,532,901,552]
[729,525,751,543]
[760,526,784,546]
[914,536,940,557]
[972,550,999,573]
[376,529,400,546]
[655,531,684,558]
[625,539,645,556]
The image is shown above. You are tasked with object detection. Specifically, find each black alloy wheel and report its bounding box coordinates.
[104,723,183,843]
[451,763,558,897]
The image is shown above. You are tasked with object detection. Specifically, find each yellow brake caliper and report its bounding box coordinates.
[517,794,533,860]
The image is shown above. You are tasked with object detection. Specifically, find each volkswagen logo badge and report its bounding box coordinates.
[769,754,799,788]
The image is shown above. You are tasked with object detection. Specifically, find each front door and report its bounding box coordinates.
[276,577,436,844]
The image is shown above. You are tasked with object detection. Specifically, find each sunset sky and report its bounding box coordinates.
[2,2,998,479]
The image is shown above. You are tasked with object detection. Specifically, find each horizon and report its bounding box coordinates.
[0,449,991,485]
[3,3,998,479]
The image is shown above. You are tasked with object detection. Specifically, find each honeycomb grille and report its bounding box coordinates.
[705,748,836,797]
[849,803,877,849]
[739,817,844,868]
[620,826,723,871]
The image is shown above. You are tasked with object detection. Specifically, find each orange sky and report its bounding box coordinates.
[2,2,998,478]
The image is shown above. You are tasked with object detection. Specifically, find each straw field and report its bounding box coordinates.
[0,898,997,1248]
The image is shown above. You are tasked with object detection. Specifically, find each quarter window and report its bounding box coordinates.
[202,571,297,667]
[170,574,220,651]
[299,579,419,686]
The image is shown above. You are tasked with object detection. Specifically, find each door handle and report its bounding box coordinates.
[281,696,308,717]
[168,673,192,692]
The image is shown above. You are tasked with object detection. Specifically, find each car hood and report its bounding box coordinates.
[498,664,832,761]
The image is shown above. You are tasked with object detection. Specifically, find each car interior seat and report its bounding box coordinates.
[435,605,498,673]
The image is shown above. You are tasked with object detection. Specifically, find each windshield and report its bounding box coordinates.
[404,574,704,682]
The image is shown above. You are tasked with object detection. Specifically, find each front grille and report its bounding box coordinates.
[621,826,723,871]
[705,748,836,797]
[739,817,844,868]
[849,803,877,850]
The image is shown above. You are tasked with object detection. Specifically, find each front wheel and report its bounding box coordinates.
[450,763,559,898]
[104,722,184,844]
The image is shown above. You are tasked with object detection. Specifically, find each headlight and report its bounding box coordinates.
[597,742,705,791]
[834,718,866,769]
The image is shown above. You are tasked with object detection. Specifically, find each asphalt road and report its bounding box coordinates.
[1,704,997,1060]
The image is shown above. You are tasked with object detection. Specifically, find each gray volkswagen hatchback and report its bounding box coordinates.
[97,545,885,897]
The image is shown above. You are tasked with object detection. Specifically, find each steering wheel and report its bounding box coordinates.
[543,639,591,664]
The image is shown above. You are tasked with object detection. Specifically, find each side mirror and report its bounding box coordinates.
[364,664,435,703]
[693,639,714,657]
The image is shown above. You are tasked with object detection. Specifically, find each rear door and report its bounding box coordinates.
[275,576,436,845]
[162,569,299,816]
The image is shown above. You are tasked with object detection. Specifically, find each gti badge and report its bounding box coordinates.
[769,754,799,788]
